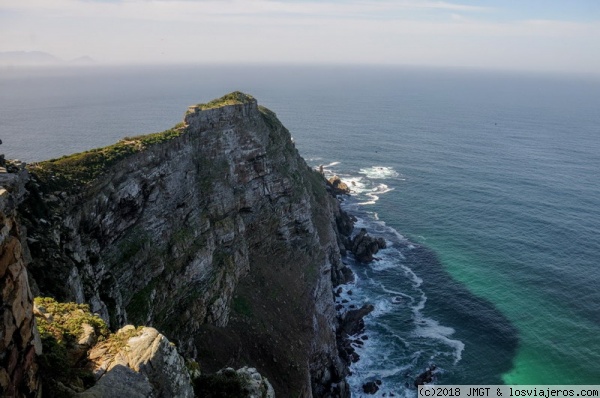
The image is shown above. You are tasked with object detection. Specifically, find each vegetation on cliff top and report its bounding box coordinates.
[28,123,186,192]
[191,91,255,112]
[29,92,258,193]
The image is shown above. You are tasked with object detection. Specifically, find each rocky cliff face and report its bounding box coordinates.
[0,161,41,397]
[20,92,353,396]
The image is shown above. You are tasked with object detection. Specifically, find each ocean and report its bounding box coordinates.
[2,65,600,396]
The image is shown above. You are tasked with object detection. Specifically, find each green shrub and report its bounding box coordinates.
[34,297,109,342]
[193,91,255,111]
[29,125,186,192]
[34,297,108,396]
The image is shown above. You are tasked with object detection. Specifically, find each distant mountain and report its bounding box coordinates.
[0,51,61,66]
[69,55,96,65]
[0,51,95,66]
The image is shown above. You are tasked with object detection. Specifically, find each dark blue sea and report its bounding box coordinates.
[2,65,600,395]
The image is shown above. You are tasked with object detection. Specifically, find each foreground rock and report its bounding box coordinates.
[32,297,194,397]
[83,326,194,398]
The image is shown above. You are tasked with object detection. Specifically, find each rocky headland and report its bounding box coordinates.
[0,92,380,397]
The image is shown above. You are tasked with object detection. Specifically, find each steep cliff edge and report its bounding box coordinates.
[20,92,353,396]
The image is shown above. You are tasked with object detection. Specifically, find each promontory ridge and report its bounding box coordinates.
[0,92,375,397]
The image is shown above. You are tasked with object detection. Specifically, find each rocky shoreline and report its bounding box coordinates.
[324,174,396,396]
[327,172,442,395]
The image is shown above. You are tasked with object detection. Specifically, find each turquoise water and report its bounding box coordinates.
[2,66,600,394]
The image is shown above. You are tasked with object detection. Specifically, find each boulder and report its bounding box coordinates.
[337,304,374,365]
[327,176,351,196]
[86,326,194,398]
[362,380,380,394]
[339,304,374,337]
[351,228,386,263]
[235,366,275,398]
[77,365,153,398]
[414,364,437,387]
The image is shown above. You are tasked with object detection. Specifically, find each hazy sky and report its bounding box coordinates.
[1,0,599,74]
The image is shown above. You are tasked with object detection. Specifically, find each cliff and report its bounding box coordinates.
[0,161,41,397]
[17,92,354,396]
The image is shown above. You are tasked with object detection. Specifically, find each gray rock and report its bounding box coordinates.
[77,365,154,398]
[86,326,194,398]
[351,228,386,263]
[339,304,374,337]
[327,175,350,196]
[362,380,380,394]
[235,366,276,398]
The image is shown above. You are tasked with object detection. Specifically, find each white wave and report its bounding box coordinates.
[375,183,393,194]
[369,261,398,272]
[400,263,422,288]
[412,290,427,312]
[359,166,400,179]
[352,214,411,249]
[359,243,407,273]
[353,217,369,229]
[343,176,368,194]
[368,251,400,272]
[413,317,465,365]
[357,199,377,206]
[409,284,464,365]
[347,327,414,398]
[379,284,407,297]
[357,183,394,205]
[391,228,407,242]
[332,166,465,390]
[370,298,393,317]
[374,364,412,379]
[336,288,362,305]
